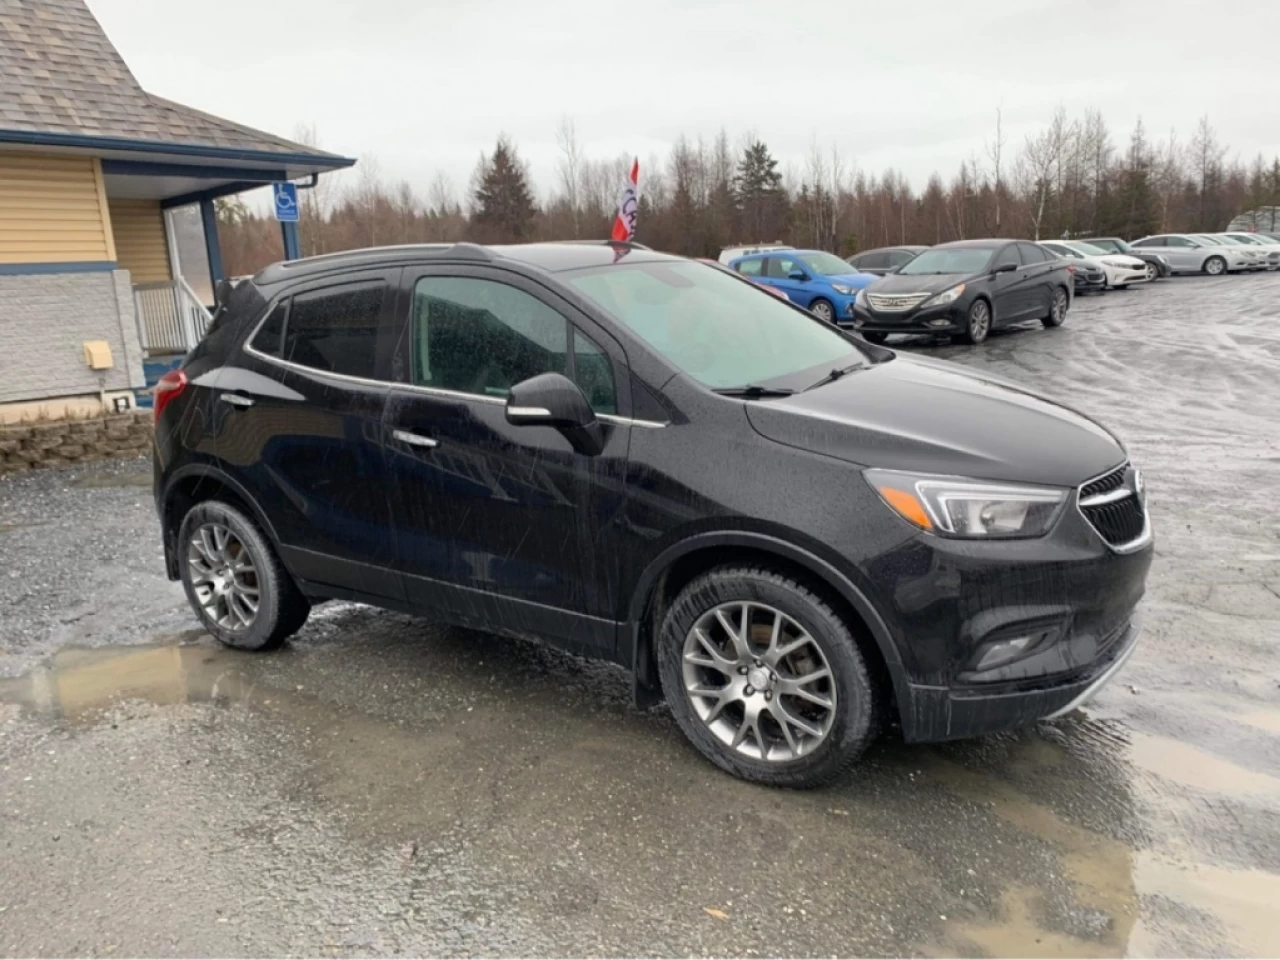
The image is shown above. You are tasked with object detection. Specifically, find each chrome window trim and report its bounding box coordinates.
[242,313,669,428]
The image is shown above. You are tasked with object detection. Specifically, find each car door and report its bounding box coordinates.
[380,264,631,656]
[990,243,1028,322]
[1162,236,1201,270]
[1017,242,1055,317]
[765,254,812,306]
[218,268,405,601]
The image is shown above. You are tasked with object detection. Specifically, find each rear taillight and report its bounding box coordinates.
[153,369,188,421]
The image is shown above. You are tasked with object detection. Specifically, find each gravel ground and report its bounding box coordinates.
[1,273,1278,957]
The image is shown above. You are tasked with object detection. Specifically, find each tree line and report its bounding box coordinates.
[216,112,1280,277]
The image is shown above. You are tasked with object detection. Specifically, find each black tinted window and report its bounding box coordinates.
[857,252,888,270]
[250,301,287,355]
[998,245,1024,267]
[281,282,385,378]
[412,277,567,398]
[886,250,915,267]
[572,329,616,415]
[1018,242,1049,263]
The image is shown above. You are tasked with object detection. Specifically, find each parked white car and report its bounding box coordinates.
[1190,234,1265,271]
[1214,233,1280,270]
[717,243,793,265]
[1130,235,1253,275]
[1049,240,1148,287]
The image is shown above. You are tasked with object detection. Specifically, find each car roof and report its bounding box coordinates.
[933,239,1015,249]
[855,245,929,254]
[732,248,827,261]
[252,240,667,286]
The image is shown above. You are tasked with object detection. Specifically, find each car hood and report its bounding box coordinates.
[826,272,877,289]
[744,354,1125,486]
[1103,254,1146,268]
[866,272,972,295]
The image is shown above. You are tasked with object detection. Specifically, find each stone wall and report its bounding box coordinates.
[0,269,146,404]
[0,411,151,476]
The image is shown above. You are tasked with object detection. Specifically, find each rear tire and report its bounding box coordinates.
[809,298,836,324]
[1042,287,1069,328]
[1203,256,1226,276]
[958,298,991,344]
[177,500,310,651]
[657,567,876,788]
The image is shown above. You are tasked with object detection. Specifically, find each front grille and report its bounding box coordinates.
[1078,464,1146,547]
[867,292,930,312]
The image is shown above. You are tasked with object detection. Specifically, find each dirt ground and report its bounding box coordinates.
[1,272,1278,957]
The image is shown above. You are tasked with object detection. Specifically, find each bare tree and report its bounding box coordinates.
[1019,108,1071,239]
[985,107,1007,232]
[555,117,584,238]
[1190,115,1227,230]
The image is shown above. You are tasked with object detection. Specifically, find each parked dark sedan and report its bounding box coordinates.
[1079,237,1171,280]
[846,245,929,275]
[851,239,1072,344]
[153,240,1148,788]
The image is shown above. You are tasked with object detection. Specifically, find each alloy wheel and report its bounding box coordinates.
[811,300,835,323]
[681,601,837,762]
[1144,262,1158,282]
[1051,289,1067,323]
[187,522,261,631]
[969,301,990,341]
[1205,257,1225,276]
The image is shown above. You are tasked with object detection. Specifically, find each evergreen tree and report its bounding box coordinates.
[471,136,537,242]
[735,139,787,242]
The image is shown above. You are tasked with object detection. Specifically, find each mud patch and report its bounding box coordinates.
[1129,732,1280,798]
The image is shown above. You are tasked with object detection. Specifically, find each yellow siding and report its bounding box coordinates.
[108,198,171,283]
[0,153,114,264]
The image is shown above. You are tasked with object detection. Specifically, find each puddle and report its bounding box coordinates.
[1128,732,1280,798]
[73,470,151,489]
[0,636,253,724]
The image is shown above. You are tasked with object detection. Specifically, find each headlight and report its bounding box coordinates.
[1102,257,1128,267]
[831,284,854,295]
[855,287,869,305]
[922,283,965,307]
[865,469,1068,539]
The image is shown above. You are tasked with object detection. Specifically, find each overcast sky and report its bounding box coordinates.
[88,0,1280,204]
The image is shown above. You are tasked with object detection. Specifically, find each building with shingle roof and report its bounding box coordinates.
[0,0,355,419]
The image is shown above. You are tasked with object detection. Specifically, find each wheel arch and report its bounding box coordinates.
[626,531,910,725]
[160,464,280,580]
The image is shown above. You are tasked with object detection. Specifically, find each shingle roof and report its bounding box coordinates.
[0,0,348,162]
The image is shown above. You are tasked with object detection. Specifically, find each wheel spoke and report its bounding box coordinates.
[769,703,801,757]
[781,685,833,709]
[691,628,735,673]
[199,527,219,562]
[773,702,822,739]
[715,606,752,661]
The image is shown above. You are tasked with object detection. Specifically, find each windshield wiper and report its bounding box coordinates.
[805,362,865,392]
[713,384,796,399]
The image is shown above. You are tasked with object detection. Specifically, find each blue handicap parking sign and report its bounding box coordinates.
[272,182,299,222]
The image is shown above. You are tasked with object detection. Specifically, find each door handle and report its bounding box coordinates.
[219,393,255,408]
[392,429,439,449]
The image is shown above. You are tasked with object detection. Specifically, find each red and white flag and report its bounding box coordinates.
[610,158,640,243]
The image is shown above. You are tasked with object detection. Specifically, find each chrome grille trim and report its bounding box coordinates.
[867,292,930,312]
[1076,463,1151,554]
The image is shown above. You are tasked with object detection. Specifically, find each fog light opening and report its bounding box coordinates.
[927,318,951,328]
[973,632,1046,672]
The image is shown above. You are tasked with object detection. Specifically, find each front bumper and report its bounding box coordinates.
[861,489,1153,743]
[848,301,964,334]
[900,615,1142,741]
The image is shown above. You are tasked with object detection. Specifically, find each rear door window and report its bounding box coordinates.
[280,281,387,378]
[998,244,1024,268]
[1018,242,1050,264]
[736,258,763,277]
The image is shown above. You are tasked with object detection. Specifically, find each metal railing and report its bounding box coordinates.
[133,277,214,356]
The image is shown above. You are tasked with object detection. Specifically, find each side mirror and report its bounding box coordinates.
[993,261,1019,274]
[506,372,604,456]
[788,269,809,281]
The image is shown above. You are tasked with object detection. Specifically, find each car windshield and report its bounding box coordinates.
[1230,235,1264,244]
[897,247,994,275]
[1043,244,1077,258]
[796,252,855,276]
[1184,236,1214,247]
[1065,241,1109,256]
[1206,235,1241,245]
[566,260,866,390]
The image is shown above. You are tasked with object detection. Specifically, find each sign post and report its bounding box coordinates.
[273,182,301,260]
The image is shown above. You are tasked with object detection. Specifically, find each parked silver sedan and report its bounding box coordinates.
[1130,234,1252,275]
[1191,234,1265,271]
[1214,232,1280,270]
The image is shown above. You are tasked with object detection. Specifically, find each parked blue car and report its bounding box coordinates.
[728,249,876,325]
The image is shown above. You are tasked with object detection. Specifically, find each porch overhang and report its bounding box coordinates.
[0,128,355,205]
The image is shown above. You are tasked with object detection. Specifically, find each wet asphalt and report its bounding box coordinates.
[2,273,1279,957]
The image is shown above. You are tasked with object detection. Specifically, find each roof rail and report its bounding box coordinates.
[555,239,652,251]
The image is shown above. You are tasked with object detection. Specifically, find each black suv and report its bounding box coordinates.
[850,239,1072,344]
[153,241,1151,787]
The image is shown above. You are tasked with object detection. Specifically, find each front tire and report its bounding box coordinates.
[1042,287,1069,327]
[958,298,991,344]
[1203,256,1226,276]
[177,500,310,651]
[657,567,876,788]
[1144,262,1159,282]
[809,298,835,324]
